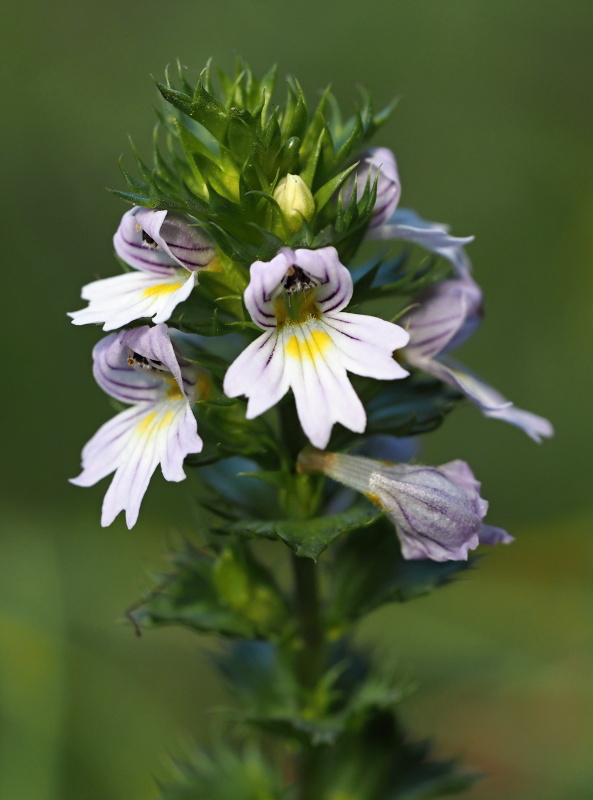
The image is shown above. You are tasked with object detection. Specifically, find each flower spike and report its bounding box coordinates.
[69,207,216,331]
[71,324,204,528]
[223,247,409,449]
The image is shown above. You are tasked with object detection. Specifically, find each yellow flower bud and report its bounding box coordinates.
[272,174,315,236]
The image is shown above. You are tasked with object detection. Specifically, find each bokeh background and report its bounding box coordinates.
[1,1,592,798]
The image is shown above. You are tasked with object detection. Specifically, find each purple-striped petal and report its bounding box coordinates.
[223,330,291,419]
[423,357,553,442]
[135,208,216,271]
[114,207,215,276]
[369,208,474,276]
[405,277,483,360]
[92,331,166,405]
[299,451,494,562]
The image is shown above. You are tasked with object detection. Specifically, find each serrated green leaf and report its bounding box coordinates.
[218,502,382,560]
[328,518,475,625]
[129,541,287,640]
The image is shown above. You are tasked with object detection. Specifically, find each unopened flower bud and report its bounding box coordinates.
[272,174,315,236]
[298,448,512,562]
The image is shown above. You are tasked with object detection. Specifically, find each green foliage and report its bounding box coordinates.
[217,502,382,561]
[221,641,412,748]
[312,708,479,800]
[364,374,462,437]
[327,519,475,629]
[113,60,395,263]
[158,741,284,800]
[128,539,288,640]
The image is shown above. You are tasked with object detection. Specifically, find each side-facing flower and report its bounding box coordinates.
[298,449,512,562]
[71,324,204,528]
[403,275,553,442]
[369,207,474,276]
[344,147,401,228]
[69,207,216,331]
[223,247,410,449]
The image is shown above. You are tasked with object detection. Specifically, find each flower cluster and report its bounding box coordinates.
[71,63,551,565]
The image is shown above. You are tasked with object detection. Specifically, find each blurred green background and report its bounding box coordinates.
[1,0,592,797]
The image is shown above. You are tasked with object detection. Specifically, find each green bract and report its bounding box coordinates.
[114,60,393,266]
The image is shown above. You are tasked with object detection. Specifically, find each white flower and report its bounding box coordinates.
[71,324,204,528]
[69,207,216,331]
[223,247,409,448]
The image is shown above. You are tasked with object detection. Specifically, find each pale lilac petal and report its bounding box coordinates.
[322,311,409,380]
[405,277,483,360]
[422,358,553,442]
[135,208,216,271]
[244,247,354,329]
[114,207,215,275]
[99,399,202,528]
[92,332,166,404]
[480,525,514,545]
[114,209,181,276]
[370,465,481,562]
[223,330,291,418]
[291,247,353,313]
[302,451,507,562]
[369,208,474,276]
[438,459,489,518]
[121,324,185,395]
[160,403,203,481]
[99,405,169,528]
[69,270,195,331]
[70,403,151,487]
[244,250,295,329]
[484,404,554,443]
[232,247,408,446]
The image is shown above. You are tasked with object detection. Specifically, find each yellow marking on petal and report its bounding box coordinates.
[365,492,384,509]
[285,330,332,362]
[159,410,175,429]
[136,412,157,434]
[142,281,183,298]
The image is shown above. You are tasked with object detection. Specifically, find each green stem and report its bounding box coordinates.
[291,553,326,800]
